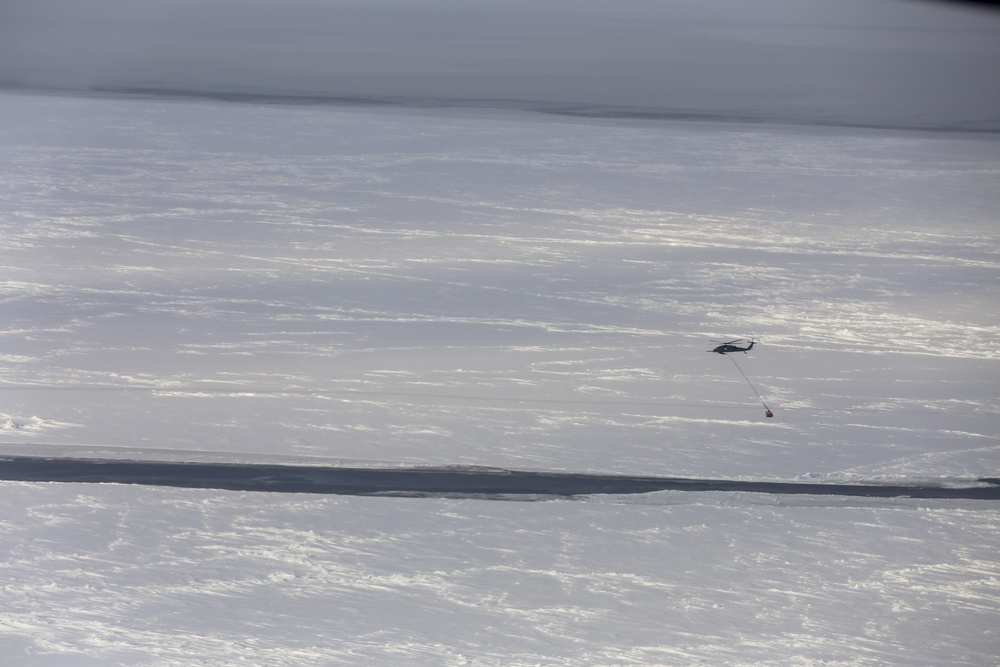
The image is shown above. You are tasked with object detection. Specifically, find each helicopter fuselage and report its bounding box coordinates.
[712,341,755,354]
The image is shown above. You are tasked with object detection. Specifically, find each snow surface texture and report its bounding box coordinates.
[1,92,998,664]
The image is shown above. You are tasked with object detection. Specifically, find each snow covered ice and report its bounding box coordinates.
[2,482,998,666]
[1,90,998,665]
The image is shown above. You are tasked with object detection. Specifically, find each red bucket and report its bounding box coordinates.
[765,410,773,418]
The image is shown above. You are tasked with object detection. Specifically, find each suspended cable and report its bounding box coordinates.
[727,354,773,418]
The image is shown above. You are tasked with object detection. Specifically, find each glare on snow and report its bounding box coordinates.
[0,92,998,666]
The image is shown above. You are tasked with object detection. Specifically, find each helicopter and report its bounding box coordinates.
[709,337,772,417]
[710,338,755,355]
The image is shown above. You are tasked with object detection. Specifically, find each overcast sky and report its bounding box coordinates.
[2,0,999,127]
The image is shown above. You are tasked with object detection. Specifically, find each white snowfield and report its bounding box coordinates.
[1,92,998,665]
